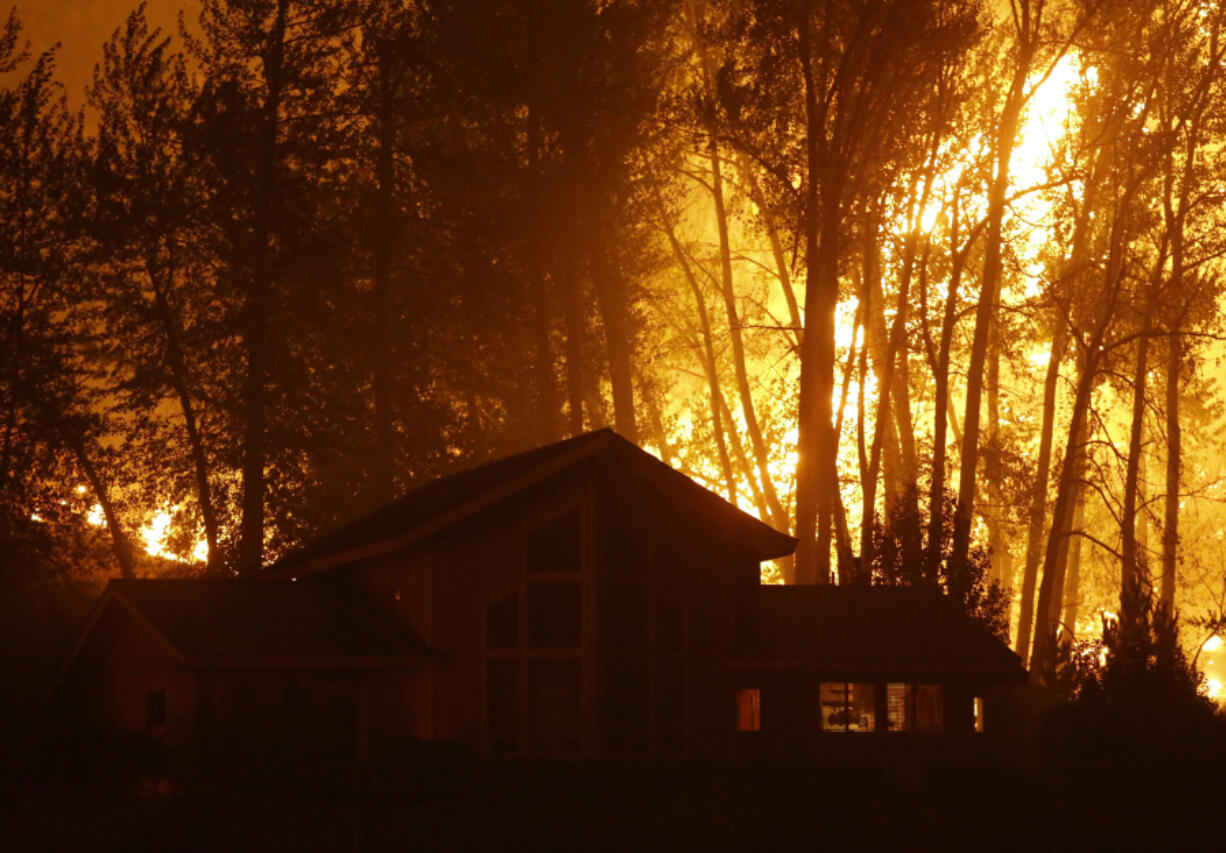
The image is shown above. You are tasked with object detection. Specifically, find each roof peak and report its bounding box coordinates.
[269,429,794,577]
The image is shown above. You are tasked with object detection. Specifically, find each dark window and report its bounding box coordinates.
[528,583,581,648]
[486,592,519,649]
[487,659,520,738]
[603,582,647,649]
[606,514,648,573]
[655,660,685,746]
[146,688,166,730]
[602,656,650,752]
[657,599,682,651]
[915,684,943,732]
[527,510,582,574]
[530,659,582,749]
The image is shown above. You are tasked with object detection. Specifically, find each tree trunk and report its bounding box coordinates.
[70,436,135,578]
[794,0,840,584]
[736,152,802,346]
[1121,256,1164,629]
[984,331,1010,589]
[561,262,585,435]
[950,40,1033,597]
[1016,141,1101,660]
[1162,331,1181,609]
[371,37,398,499]
[1032,182,1135,679]
[527,108,561,446]
[859,209,917,579]
[237,0,289,576]
[661,213,737,506]
[707,140,788,532]
[1061,484,1086,636]
[925,209,972,584]
[591,254,637,443]
[1015,320,1066,664]
[150,263,220,573]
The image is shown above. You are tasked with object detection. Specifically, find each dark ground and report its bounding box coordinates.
[4,757,1222,852]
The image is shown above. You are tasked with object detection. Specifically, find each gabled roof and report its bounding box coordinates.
[53,578,435,689]
[738,585,1026,682]
[269,429,797,577]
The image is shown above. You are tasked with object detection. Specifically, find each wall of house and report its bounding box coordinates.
[64,603,197,750]
[431,466,597,752]
[591,459,752,757]
[324,456,774,759]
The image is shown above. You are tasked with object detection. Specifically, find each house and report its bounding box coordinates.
[52,429,1025,768]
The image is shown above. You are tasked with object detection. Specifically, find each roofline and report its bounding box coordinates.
[616,437,797,560]
[48,581,188,698]
[268,431,618,577]
[728,658,1028,682]
[270,429,796,577]
[180,653,441,669]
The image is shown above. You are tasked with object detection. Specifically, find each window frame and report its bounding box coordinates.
[145,687,167,731]
[483,501,590,757]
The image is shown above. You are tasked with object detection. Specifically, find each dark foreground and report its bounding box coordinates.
[5,755,1221,852]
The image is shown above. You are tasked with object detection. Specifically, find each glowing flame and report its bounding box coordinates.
[140,510,174,558]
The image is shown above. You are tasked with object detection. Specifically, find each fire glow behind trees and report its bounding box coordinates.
[4,0,1226,683]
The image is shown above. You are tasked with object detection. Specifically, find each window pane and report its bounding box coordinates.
[820,682,850,732]
[887,683,911,732]
[606,514,648,573]
[487,659,519,737]
[486,592,519,649]
[974,696,985,733]
[527,510,582,574]
[146,689,166,729]
[657,599,682,651]
[528,583,581,648]
[915,684,943,732]
[656,660,684,745]
[737,688,760,732]
[531,659,582,747]
[848,683,876,732]
[604,582,647,649]
[602,656,650,752]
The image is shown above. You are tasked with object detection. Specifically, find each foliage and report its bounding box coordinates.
[1,0,1226,684]
[869,488,1012,642]
[1041,585,1225,780]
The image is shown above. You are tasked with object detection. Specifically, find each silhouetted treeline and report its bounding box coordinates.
[3,0,1226,687]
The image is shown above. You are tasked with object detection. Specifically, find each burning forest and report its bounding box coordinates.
[4,0,1226,847]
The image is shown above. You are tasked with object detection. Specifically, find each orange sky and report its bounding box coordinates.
[15,0,190,104]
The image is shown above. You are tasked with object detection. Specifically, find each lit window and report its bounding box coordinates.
[146,688,166,730]
[885,684,944,732]
[887,682,910,731]
[820,682,876,732]
[973,696,984,733]
[737,688,761,732]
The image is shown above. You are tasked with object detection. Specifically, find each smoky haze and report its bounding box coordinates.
[15,0,188,103]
